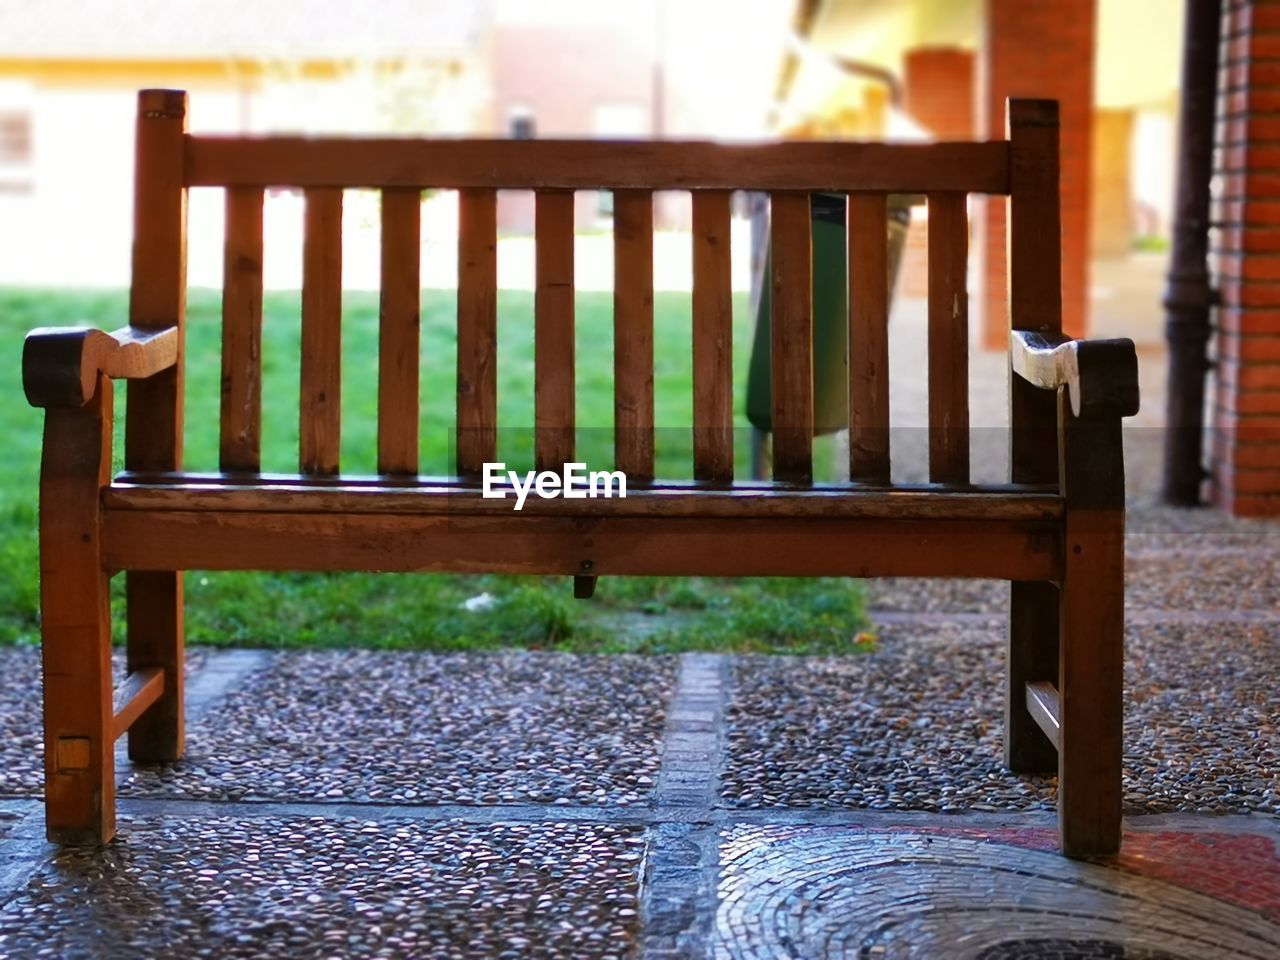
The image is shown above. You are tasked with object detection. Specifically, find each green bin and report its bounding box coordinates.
[746,193,911,435]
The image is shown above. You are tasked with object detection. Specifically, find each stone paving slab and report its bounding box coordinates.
[714,824,1280,959]
[0,814,643,960]
[0,648,212,798]
[722,621,1279,816]
[120,652,674,807]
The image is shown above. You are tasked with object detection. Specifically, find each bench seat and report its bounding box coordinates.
[102,476,1064,580]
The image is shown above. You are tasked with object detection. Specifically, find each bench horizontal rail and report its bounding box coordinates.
[111,667,165,742]
[185,136,1012,194]
[102,510,1062,581]
[1025,680,1061,750]
[105,478,1064,521]
[24,325,179,408]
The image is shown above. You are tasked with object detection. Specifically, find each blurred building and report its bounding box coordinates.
[0,0,789,285]
[773,0,1181,347]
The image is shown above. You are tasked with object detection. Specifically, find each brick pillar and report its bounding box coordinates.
[1212,1,1280,516]
[901,48,977,300]
[981,0,1096,348]
[904,47,976,140]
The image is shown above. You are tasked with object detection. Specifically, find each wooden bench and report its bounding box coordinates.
[23,90,1138,856]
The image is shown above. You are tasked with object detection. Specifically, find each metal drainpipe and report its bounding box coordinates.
[1161,0,1223,506]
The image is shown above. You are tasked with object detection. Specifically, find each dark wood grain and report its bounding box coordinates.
[1057,395,1126,858]
[457,188,498,476]
[41,377,115,844]
[612,189,654,480]
[769,191,813,483]
[378,188,421,475]
[124,89,187,770]
[221,186,264,472]
[927,191,969,484]
[300,188,343,475]
[1006,98,1065,781]
[848,193,890,483]
[535,190,575,470]
[187,137,1013,194]
[692,190,734,482]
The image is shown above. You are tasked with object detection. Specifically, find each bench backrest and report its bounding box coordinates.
[127,90,1062,489]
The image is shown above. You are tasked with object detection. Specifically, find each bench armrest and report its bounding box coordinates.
[23,325,178,408]
[1010,330,1139,419]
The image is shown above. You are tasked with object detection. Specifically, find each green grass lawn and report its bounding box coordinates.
[1,286,869,654]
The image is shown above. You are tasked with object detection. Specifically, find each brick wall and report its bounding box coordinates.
[981,0,1096,348]
[1212,0,1280,515]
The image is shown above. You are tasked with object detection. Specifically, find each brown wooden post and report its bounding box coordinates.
[1005,98,1062,774]
[1057,392,1125,857]
[41,377,116,844]
[125,89,187,764]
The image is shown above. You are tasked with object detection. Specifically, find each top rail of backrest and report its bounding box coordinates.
[183,136,1012,195]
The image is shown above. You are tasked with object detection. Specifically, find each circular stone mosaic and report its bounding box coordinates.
[715,827,1280,960]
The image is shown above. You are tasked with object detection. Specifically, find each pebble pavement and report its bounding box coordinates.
[120,651,674,807]
[722,620,1278,816]
[0,815,644,960]
[0,648,212,798]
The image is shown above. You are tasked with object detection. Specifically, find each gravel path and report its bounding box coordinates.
[0,648,212,798]
[0,815,643,959]
[722,620,1279,817]
[120,651,675,807]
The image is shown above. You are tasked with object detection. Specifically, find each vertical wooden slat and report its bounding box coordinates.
[613,189,654,481]
[535,189,575,471]
[847,193,890,484]
[300,187,343,475]
[927,191,969,484]
[41,377,115,844]
[692,190,734,483]
[125,89,186,767]
[457,188,498,476]
[1006,98,1064,776]
[378,188,421,475]
[769,191,813,483]
[220,186,264,472]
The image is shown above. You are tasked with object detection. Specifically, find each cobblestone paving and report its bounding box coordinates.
[0,648,212,798]
[120,652,674,807]
[722,620,1279,815]
[0,814,643,959]
[714,826,1280,959]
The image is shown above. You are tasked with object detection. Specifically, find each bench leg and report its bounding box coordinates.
[40,381,115,845]
[126,571,185,763]
[1057,403,1125,858]
[1005,581,1059,773]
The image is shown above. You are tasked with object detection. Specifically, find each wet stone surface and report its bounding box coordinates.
[721,621,1279,816]
[121,652,674,807]
[0,648,211,798]
[714,825,1280,960]
[0,815,644,959]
